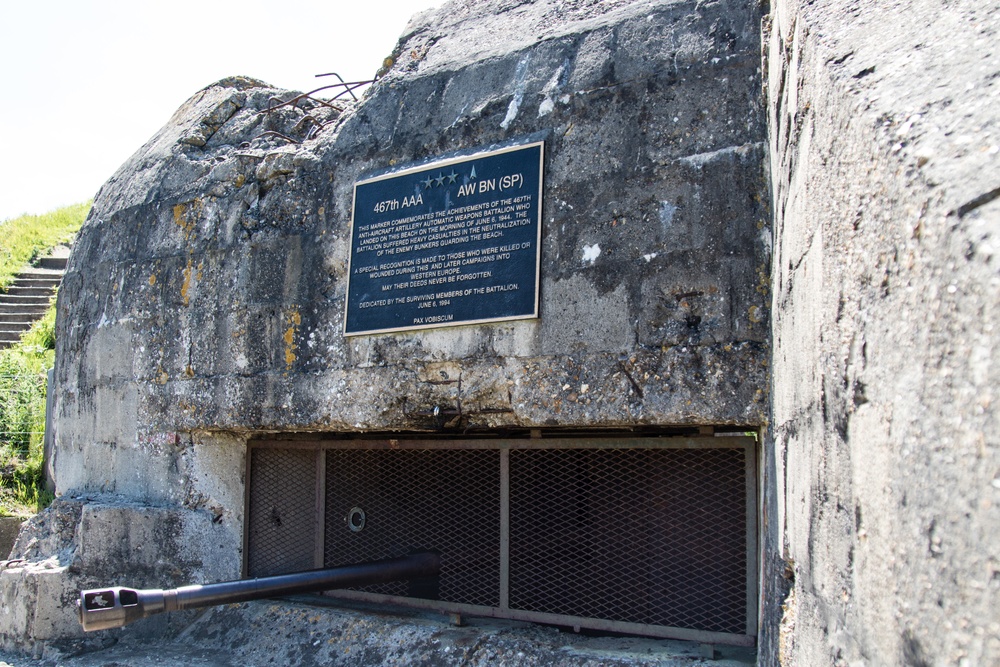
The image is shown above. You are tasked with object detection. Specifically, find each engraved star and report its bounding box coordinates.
[469,165,477,179]
[434,173,446,187]
[421,176,434,189]
[447,171,458,184]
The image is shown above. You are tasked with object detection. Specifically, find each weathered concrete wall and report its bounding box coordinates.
[765,0,999,664]
[2,0,768,656]
[54,0,768,449]
[0,497,239,658]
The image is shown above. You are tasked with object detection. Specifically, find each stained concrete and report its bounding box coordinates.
[764,0,1000,664]
[52,0,767,449]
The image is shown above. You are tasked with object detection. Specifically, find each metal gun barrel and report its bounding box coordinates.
[78,551,440,632]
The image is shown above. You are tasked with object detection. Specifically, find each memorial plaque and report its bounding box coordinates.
[344,141,543,336]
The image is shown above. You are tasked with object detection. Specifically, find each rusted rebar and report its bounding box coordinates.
[259,131,300,145]
[264,91,343,114]
[291,114,324,133]
[314,71,365,101]
[254,72,374,144]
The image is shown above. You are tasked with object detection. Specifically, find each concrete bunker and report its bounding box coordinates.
[36,0,1000,660]
[4,0,768,659]
[5,0,997,664]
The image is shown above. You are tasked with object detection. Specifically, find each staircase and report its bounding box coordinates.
[0,247,70,349]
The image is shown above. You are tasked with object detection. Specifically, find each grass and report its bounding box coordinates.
[0,202,89,516]
[0,201,89,290]
[0,306,57,516]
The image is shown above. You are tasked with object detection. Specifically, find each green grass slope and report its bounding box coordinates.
[0,201,88,289]
[0,203,90,516]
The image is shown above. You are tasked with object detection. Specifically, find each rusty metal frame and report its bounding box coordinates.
[245,434,758,647]
[241,443,253,577]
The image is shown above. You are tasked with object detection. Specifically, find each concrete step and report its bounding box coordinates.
[0,295,52,307]
[0,247,70,349]
[0,298,50,308]
[18,268,64,280]
[0,306,48,322]
[0,293,50,302]
[35,256,68,271]
[10,273,61,283]
[0,320,33,330]
[6,282,60,294]
[0,312,48,323]
[0,334,26,345]
[3,285,57,297]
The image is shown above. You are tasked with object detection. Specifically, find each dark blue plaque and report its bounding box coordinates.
[345,141,543,336]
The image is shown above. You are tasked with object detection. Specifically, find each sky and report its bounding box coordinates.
[0,0,441,222]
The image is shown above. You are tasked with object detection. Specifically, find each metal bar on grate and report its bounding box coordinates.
[499,446,510,610]
[313,448,327,569]
[744,441,759,636]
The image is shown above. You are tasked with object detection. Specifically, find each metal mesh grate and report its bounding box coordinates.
[324,448,501,606]
[508,447,748,634]
[245,437,755,644]
[246,448,318,576]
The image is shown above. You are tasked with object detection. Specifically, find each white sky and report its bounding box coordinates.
[0,0,441,221]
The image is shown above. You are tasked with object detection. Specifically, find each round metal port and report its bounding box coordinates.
[347,507,366,532]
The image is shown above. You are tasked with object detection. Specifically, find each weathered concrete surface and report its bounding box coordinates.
[4,0,769,658]
[54,0,768,450]
[0,598,755,667]
[0,498,239,654]
[764,0,1000,664]
[2,433,246,652]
